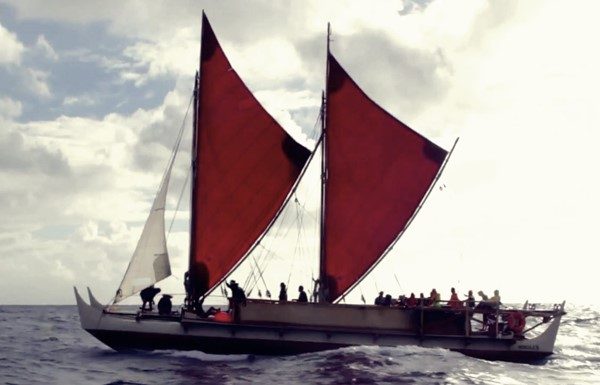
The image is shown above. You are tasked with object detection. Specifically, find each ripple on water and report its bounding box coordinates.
[0,305,599,385]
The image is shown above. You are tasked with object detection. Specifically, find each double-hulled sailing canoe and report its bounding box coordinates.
[75,13,565,363]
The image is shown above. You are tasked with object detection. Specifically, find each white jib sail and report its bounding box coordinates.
[114,159,174,303]
[112,94,191,304]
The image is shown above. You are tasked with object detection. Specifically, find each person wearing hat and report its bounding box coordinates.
[226,280,246,304]
[157,294,173,315]
[374,291,385,306]
[226,279,247,322]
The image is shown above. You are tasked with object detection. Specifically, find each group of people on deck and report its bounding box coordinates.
[139,285,173,315]
[374,288,501,309]
[278,282,308,303]
[141,277,503,316]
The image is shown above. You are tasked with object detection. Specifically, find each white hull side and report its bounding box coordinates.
[74,288,562,362]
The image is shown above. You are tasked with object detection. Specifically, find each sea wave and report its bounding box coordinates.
[0,305,599,385]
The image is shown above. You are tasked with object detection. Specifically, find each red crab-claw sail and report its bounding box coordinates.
[189,13,311,296]
[323,53,448,302]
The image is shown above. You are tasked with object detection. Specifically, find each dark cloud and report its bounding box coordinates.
[132,90,195,172]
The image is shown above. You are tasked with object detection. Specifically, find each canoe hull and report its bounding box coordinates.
[75,288,561,363]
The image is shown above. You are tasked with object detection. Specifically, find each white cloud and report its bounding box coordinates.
[0,0,599,305]
[0,21,24,65]
[120,27,198,85]
[34,34,58,61]
[22,68,51,98]
[229,37,305,87]
[254,89,321,146]
[0,96,22,119]
[63,95,95,106]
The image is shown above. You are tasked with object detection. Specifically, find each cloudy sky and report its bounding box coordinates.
[1,0,599,305]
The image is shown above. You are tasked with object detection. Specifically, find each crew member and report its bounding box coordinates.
[478,290,489,301]
[383,294,392,307]
[140,285,161,311]
[157,294,173,315]
[429,289,439,307]
[465,290,475,309]
[226,280,247,305]
[490,290,501,304]
[448,287,461,308]
[297,285,308,302]
[406,293,417,308]
[279,282,288,302]
[226,280,247,323]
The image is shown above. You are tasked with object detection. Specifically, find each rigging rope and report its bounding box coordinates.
[221,108,323,300]
[167,166,190,239]
[165,94,194,236]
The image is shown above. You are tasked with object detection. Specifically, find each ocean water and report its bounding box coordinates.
[0,305,598,385]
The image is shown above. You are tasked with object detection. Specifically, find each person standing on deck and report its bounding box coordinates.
[406,293,417,308]
[279,282,288,302]
[490,290,501,304]
[140,285,161,311]
[448,287,461,308]
[374,291,385,305]
[477,290,489,302]
[226,280,247,323]
[226,280,246,305]
[429,289,438,306]
[465,290,475,309]
[297,286,308,302]
[383,294,393,307]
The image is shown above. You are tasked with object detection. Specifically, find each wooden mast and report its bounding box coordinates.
[318,23,331,303]
[188,13,204,274]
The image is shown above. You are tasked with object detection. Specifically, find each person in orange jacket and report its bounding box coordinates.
[448,287,462,308]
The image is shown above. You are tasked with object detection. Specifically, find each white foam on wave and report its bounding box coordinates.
[150,349,251,362]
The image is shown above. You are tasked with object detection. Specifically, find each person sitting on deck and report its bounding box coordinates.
[297,286,308,302]
[374,291,385,305]
[406,293,417,308]
[140,285,161,311]
[157,294,173,315]
[448,287,462,309]
[279,282,288,302]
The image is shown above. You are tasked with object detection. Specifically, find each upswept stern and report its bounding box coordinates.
[74,286,103,330]
[87,286,105,311]
[515,301,566,354]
